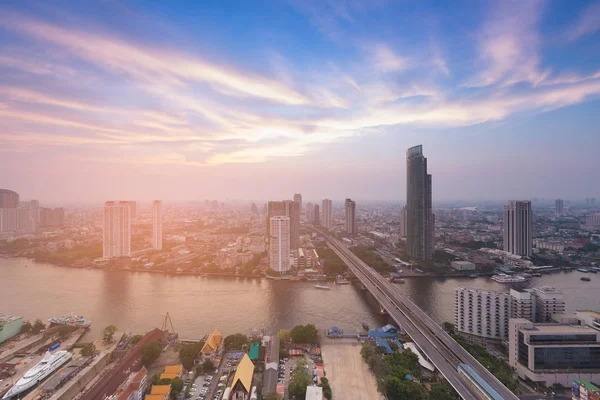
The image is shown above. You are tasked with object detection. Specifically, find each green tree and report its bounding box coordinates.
[319,377,332,400]
[290,324,319,344]
[130,334,143,345]
[141,341,163,367]
[103,325,117,343]
[21,320,32,334]
[264,393,281,400]
[288,360,311,400]
[181,355,194,371]
[157,378,172,385]
[224,333,248,350]
[202,359,215,373]
[442,322,455,333]
[58,324,75,338]
[429,383,460,400]
[179,342,203,369]
[171,376,184,393]
[384,377,428,400]
[80,342,97,357]
[277,329,291,343]
[32,319,46,334]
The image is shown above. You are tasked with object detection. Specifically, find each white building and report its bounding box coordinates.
[575,310,600,330]
[450,261,475,271]
[322,199,332,229]
[503,200,532,257]
[510,289,535,321]
[586,213,600,228]
[269,216,290,273]
[152,200,162,251]
[455,287,511,343]
[531,286,565,323]
[399,206,407,238]
[305,386,323,400]
[345,198,356,234]
[103,201,131,258]
[509,319,600,386]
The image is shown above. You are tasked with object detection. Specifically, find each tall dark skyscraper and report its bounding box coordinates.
[294,193,302,220]
[0,189,19,208]
[503,200,532,257]
[555,199,564,215]
[345,198,356,234]
[406,145,434,260]
[267,200,299,249]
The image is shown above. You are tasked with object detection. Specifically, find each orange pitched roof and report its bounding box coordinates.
[150,385,171,395]
[201,328,223,354]
[145,395,168,400]
[230,354,254,393]
[164,365,183,375]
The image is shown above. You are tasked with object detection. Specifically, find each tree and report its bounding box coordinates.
[290,324,319,344]
[224,333,248,350]
[288,360,311,400]
[141,341,163,367]
[32,319,46,334]
[384,377,428,400]
[320,377,332,400]
[429,383,460,400]
[171,376,184,393]
[181,355,194,371]
[58,324,75,338]
[277,329,291,343]
[202,359,215,373]
[103,325,117,343]
[130,334,143,345]
[179,342,203,369]
[264,393,282,400]
[442,322,455,333]
[81,342,97,357]
[157,378,172,385]
[21,320,32,334]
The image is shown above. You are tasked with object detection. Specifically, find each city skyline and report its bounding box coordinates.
[1,1,600,202]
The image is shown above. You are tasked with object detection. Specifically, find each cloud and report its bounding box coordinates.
[566,0,600,41]
[371,44,407,73]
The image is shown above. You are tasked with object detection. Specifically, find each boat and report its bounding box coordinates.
[362,321,370,330]
[314,285,331,290]
[48,313,91,329]
[531,273,542,277]
[491,274,527,283]
[2,350,72,399]
[469,274,478,279]
[335,276,350,284]
[581,277,591,281]
[577,268,590,273]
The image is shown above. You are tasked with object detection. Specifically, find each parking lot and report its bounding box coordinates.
[187,374,213,400]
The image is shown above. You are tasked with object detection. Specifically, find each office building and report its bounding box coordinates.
[267,200,298,249]
[322,199,332,229]
[531,286,565,323]
[509,319,600,386]
[503,200,533,257]
[406,145,434,260]
[455,287,511,343]
[119,201,137,219]
[103,201,131,259]
[555,199,564,215]
[345,198,356,235]
[269,216,290,273]
[586,198,596,206]
[294,193,302,220]
[313,204,320,225]
[0,189,19,208]
[399,206,407,238]
[305,202,314,223]
[152,200,162,251]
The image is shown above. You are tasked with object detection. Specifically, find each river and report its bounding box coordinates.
[1,257,599,340]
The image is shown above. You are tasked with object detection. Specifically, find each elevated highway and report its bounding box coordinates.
[315,229,518,400]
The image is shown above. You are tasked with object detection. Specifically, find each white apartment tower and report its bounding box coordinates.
[532,286,565,323]
[269,216,290,274]
[152,200,163,251]
[503,200,533,257]
[103,201,131,258]
[322,199,332,229]
[455,287,511,342]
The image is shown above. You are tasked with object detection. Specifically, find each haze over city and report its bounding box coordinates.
[1,0,600,203]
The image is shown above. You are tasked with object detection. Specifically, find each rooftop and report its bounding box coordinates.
[576,310,600,319]
[0,313,22,324]
[305,385,324,400]
[519,323,600,335]
[230,353,254,393]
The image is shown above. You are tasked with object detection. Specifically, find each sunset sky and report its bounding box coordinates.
[1,0,599,203]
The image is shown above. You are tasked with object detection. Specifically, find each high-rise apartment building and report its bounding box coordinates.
[313,204,320,225]
[555,199,564,215]
[503,200,533,257]
[305,202,314,223]
[586,213,600,228]
[119,201,137,219]
[0,189,19,208]
[103,201,131,259]
[269,216,290,273]
[322,199,332,229]
[152,200,162,251]
[399,206,407,238]
[344,198,356,235]
[531,286,565,323]
[294,193,302,220]
[406,145,434,260]
[455,287,511,342]
[509,289,534,321]
[267,200,299,249]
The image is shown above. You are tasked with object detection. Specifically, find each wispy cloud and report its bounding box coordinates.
[566,0,600,41]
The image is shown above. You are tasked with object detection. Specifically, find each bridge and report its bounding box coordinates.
[315,229,518,400]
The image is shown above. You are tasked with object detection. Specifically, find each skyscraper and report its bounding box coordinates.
[305,202,314,223]
[313,204,320,225]
[322,199,332,229]
[250,203,259,215]
[152,200,162,251]
[267,200,299,249]
[269,216,290,273]
[345,198,356,235]
[399,206,407,238]
[103,201,131,258]
[406,145,434,260]
[294,193,302,220]
[555,199,564,216]
[503,200,533,257]
[119,201,137,219]
[0,189,19,208]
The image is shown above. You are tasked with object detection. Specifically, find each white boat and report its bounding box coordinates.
[315,284,331,290]
[48,312,91,329]
[3,350,72,399]
[491,274,527,283]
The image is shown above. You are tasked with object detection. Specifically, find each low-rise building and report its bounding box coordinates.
[106,367,148,400]
[509,319,600,386]
[0,314,23,343]
[305,386,323,400]
[450,261,476,271]
[572,380,600,400]
[230,353,254,399]
[575,310,600,331]
[201,328,223,355]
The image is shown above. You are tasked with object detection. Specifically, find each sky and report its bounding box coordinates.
[1,0,599,204]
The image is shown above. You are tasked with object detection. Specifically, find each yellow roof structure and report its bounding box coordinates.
[150,385,172,395]
[159,373,178,380]
[145,395,168,400]
[164,365,183,375]
[201,328,223,354]
[230,354,254,393]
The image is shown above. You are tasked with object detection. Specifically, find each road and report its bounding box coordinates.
[315,229,519,400]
